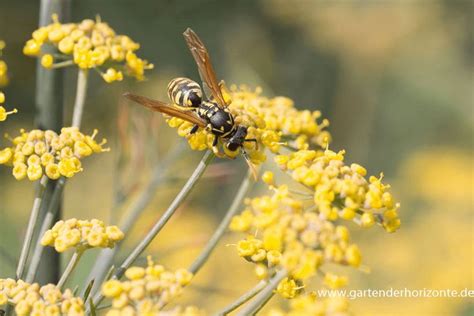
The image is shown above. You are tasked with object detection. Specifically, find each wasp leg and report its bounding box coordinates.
[212,135,225,158]
[244,138,259,150]
[189,124,200,135]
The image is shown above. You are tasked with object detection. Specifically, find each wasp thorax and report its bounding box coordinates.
[167,77,203,108]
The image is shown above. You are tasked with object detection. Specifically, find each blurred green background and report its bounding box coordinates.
[0,1,472,315]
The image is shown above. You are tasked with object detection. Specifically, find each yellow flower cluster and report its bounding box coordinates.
[0,127,108,181]
[0,40,8,87]
[0,42,17,122]
[266,293,349,316]
[0,91,17,122]
[0,279,85,316]
[230,185,361,298]
[41,218,124,253]
[275,148,401,232]
[102,257,194,315]
[23,15,153,82]
[165,86,330,164]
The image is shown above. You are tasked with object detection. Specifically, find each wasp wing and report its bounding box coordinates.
[123,92,207,128]
[183,28,228,108]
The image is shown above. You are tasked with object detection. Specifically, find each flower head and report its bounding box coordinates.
[24,15,153,81]
[230,151,400,298]
[163,85,330,165]
[0,279,85,315]
[102,257,195,315]
[276,148,401,232]
[0,127,108,180]
[41,218,124,252]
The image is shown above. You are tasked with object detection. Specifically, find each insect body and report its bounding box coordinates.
[124,28,258,177]
[167,77,202,108]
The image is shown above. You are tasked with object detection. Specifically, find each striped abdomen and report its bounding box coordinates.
[167,77,203,108]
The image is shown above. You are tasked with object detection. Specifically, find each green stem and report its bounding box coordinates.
[50,60,74,69]
[91,150,214,308]
[16,176,48,279]
[189,169,253,275]
[71,69,88,128]
[25,177,66,283]
[214,280,267,316]
[84,143,185,294]
[57,249,84,289]
[236,269,287,316]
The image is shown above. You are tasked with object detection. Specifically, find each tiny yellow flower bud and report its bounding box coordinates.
[45,163,61,180]
[13,163,27,180]
[262,171,274,185]
[41,230,55,246]
[102,280,123,298]
[86,231,105,247]
[360,212,375,228]
[125,267,146,280]
[105,225,124,241]
[175,269,193,286]
[0,147,13,164]
[41,54,54,69]
[345,244,362,267]
[277,277,298,299]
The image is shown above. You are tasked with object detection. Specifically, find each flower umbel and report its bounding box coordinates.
[40,218,124,252]
[24,14,153,81]
[230,153,400,298]
[0,127,108,181]
[276,148,401,232]
[102,256,195,315]
[164,85,330,164]
[0,279,85,315]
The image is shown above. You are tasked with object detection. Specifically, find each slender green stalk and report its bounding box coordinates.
[236,269,287,316]
[189,169,253,275]
[50,60,74,69]
[16,176,48,279]
[71,69,88,128]
[214,280,267,316]
[91,150,214,308]
[85,143,185,293]
[25,177,66,282]
[57,249,84,289]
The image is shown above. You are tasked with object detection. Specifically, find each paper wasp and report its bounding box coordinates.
[124,28,258,177]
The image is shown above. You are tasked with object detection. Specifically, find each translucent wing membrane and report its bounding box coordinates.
[123,92,207,128]
[183,28,228,108]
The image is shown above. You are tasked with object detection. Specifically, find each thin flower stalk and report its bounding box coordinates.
[71,69,88,128]
[85,143,185,292]
[57,249,84,289]
[214,280,267,316]
[236,269,288,316]
[91,150,215,308]
[25,177,66,282]
[189,169,254,275]
[15,176,48,279]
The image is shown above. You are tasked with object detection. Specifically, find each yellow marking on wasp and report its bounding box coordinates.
[174,90,182,104]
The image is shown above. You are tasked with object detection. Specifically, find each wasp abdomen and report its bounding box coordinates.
[167,77,203,108]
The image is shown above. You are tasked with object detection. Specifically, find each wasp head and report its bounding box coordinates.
[226,125,248,151]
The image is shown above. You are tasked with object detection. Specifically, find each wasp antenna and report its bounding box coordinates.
[241,148,258,181]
